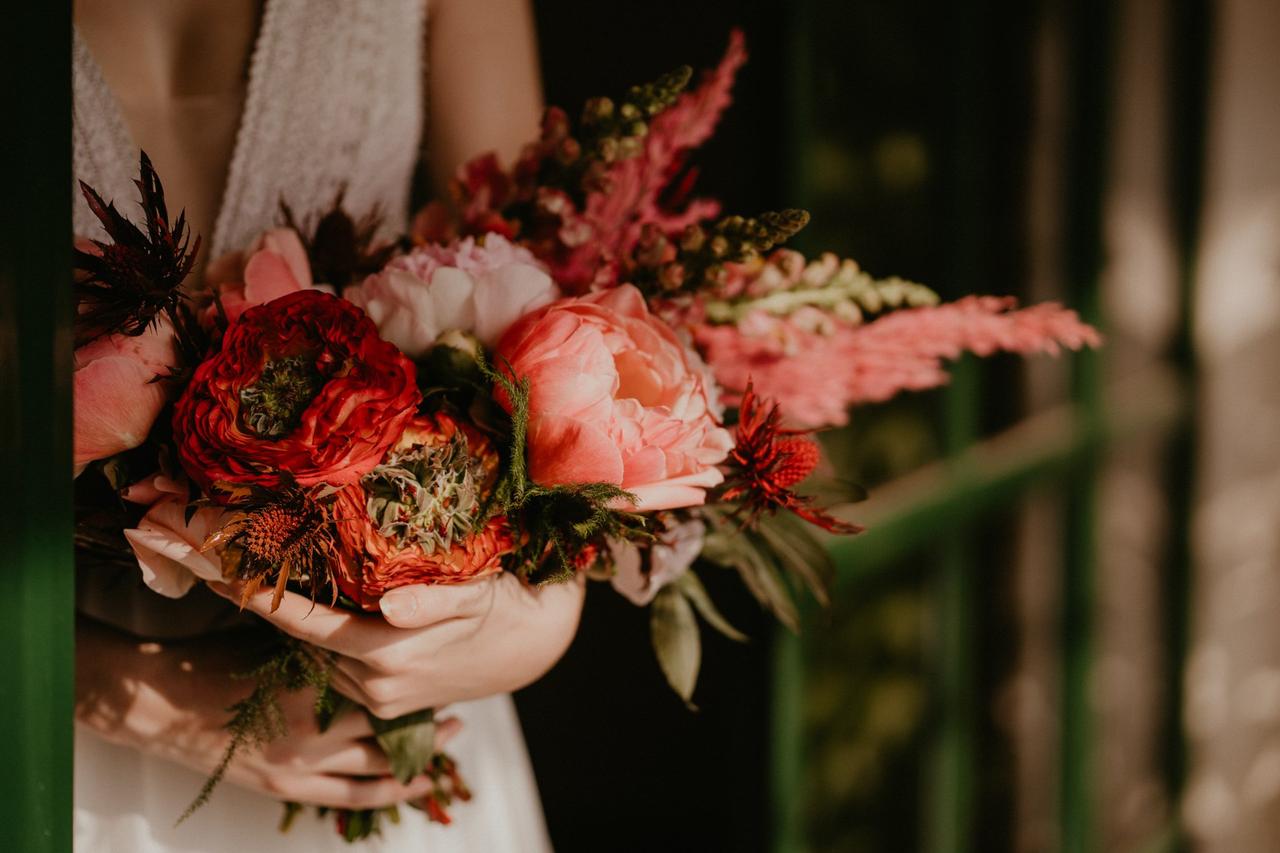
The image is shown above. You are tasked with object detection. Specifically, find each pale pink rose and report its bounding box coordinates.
[345,234,558,355]
[495,285,734,511]
[609,518,706,605]
[124,497,225,598]
[207,227,312,323]
[73,319,176,473]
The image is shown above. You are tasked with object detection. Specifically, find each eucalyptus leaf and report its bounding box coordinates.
[650,585,701,704]
[755,513,834,605]
[701,529,799,631]
[368,708,436,784]
[677,571,748,642]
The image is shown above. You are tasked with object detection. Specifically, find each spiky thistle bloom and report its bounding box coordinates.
[74,151,200,347]
[204,485,342,612]
[280,191,396,289]
[719,383,861,534]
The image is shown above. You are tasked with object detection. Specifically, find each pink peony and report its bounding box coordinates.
[206,227,312,323]
[609,518,706,605]
[695,296,1102,429]
[345,235,559,355]
[73,319,176,473]
[495,285,733,511]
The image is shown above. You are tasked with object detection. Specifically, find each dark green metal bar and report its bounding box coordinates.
[1160,0,1211,845]
[1059,0,1115,848]
[827,368,1186,587]
[0,7,75,853]
[929,361,981,853]
[771,1,815,850]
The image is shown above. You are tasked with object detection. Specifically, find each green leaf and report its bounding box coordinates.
[700,529,800,632]
[676,571,748,642]
[755,513,834,606]
[650,585,702,704]
[368,709,436,784]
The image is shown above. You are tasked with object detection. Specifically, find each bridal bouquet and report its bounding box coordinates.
[72,31,1097,842]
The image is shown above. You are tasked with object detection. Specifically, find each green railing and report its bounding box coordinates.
[0,7,75,853]
[771,0,1210,850]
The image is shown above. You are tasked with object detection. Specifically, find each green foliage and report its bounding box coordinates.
[631,209,812,298]
[697,506,837,633]
[650,585,701,705]
[368,709,436,785]
[178,639,331,825]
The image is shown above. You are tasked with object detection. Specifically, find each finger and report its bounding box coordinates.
[327,666,375,710]
[310,741,392,775]
[274,772,436,811]
[378,578,496,628]
[435,716,463,749]
[208,581,391,654]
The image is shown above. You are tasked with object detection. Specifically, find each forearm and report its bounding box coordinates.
[74,614,257,760]
[425,0,543,194]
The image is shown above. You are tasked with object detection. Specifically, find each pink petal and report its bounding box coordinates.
[527,414,624,487]
[73,356,168,467]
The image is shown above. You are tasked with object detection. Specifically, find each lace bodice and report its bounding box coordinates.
[73,0,427,257]
[73,0,428,637]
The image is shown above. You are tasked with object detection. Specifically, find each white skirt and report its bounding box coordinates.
[74,694,551,853]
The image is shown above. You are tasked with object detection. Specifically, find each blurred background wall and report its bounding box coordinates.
[517,1,1280,851]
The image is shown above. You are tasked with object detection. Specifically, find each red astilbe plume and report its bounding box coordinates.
[559,29,749,291]
[720,383,861,534]
[74,151,200,347]
[411,31,749,294]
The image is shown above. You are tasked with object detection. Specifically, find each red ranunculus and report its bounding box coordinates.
[332,413,514,609]
[173,290,419,493]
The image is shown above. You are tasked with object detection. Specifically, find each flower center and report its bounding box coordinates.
[363,431,487,554]
[239,355,325,439]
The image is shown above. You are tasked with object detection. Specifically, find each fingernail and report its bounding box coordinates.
[380,590,417,622]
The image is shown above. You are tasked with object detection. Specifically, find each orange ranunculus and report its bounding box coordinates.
[332,413,514,609]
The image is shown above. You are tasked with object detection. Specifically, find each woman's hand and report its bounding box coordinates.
[75,615,460,809]
[210,572,586,719]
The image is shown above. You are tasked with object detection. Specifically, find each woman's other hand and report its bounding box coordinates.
[75,615,460,809]
[210,572,585,719]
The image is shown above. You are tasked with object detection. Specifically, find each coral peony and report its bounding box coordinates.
[333,413,514,609]
[173,290,419,493]
[495,284,733,511]
[345,235,558,356]
[205,227,313,323]
[609,517,705,606]
[73,318,176,473]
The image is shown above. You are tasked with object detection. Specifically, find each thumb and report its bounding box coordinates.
[378,580,493,628]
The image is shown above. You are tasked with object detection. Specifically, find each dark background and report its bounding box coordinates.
[515,2,1036,850]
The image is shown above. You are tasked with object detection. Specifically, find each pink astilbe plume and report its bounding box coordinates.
[696,296,1102,429]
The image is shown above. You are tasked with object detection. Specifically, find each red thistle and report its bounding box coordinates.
[720,383,861,534]
[74,151,200,347]
[203,484,343,612]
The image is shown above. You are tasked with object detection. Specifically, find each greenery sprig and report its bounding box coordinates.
[178,639,333,825]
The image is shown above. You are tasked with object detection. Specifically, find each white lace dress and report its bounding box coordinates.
[72,3,551,850]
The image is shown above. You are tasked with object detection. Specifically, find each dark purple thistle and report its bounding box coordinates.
[74,151,200,347]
